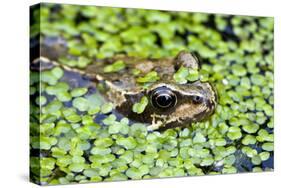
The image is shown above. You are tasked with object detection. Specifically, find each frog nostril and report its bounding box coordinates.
[192,95,203,104]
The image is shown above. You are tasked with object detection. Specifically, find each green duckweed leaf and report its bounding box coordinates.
[90,147,111,155]
[72,97,89,112]
[101,102,114,114]
[251,155,262,165]
[173,66,189,84]
[242,123,259,134]
[40,136,57,150]
[40,157,56,170]
[72,156,86,163]
[214,138,227,146]
[70,87,88,97]
[57,91,72,102]
[69,163,85,173]
[259,151,270,161]
[242,146,258,158]
[193,132,206,143]
[187,69,199,82]
[43,100,62,114]
[262,142,273,151]
[65,113,81,123]
[179,128,190,138]
[132,96,148,114]
[222,166,237,174]
[252,167,263,172]
[35,96,47,106]
[104,60,126,73]
[77,57,91,68]
[51,67,64,79]
[129,123,148,137]
[41,70,58,85]
[200,157,214,166]
[125,165,149,179]
[56,155,72,167]
[46,82,69,96]
[116,137,137,150]
[227,127,242,140]
[242,135,256,145]
[83,169,99,178]
[136,71,159,83]
[232,64,247,76]
[51,147,67,158]
[94,138,114,147]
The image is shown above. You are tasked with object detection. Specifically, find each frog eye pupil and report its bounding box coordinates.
[156,94,173,108]
[151,88,177,109]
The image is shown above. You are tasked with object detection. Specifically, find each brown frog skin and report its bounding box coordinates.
[32,36,217,131]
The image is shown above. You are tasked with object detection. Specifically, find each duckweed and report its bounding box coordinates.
[103,60,126,73]
[173,66,189,84]
[101,103,114,114]
[173,67,199,84]
[35,96,47,106]
[72,97,89,112]
[30,3,273,185]
[227,127,242,140]
[57,91,72,102]
[70,88,88,97]
[132,96,148,114]
[117,137,137,150]
[136,71,160,83]
[193,132,206,143]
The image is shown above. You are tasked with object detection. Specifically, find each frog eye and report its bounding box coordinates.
[192,95,204,104]
[151,88,177,109]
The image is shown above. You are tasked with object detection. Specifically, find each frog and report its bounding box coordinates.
[32,36,217,131]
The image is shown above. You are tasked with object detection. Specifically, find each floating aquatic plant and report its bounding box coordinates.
[103,60,126,73]
[30,3,274,185]
[132,96,148,114]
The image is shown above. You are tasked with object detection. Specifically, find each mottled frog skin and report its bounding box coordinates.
[32,36,217,131]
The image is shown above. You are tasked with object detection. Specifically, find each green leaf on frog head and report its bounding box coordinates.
[136,71,160,83]
[103,60,126,73]
[187,69,199,82]
[173,66,189,84]
[132,96,148,114]
[77,57,91,68]
[173,66,199,84]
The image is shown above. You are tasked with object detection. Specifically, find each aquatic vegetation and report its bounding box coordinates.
[30,3,274,185]
[136,71,160,83]
[173,66,199,84]
[132,96,149,114]
[103,60,126,73]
